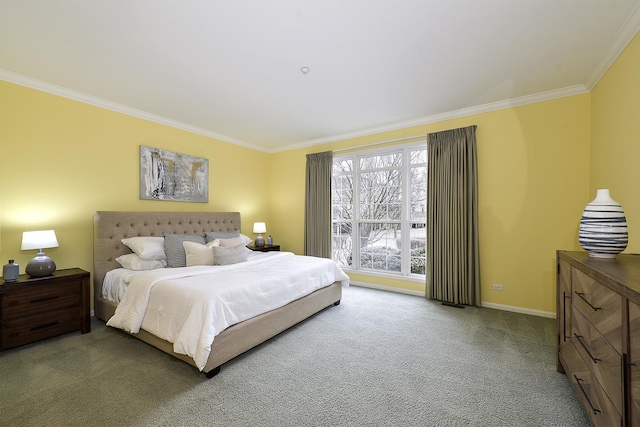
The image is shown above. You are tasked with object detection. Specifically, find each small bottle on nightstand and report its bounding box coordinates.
[267,235,273,246]
[3,260,19,282]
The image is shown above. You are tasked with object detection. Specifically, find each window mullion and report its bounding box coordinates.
[401,147,409,276]
[353,158,361,271]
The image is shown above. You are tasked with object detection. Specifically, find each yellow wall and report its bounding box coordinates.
[590,31,640,253]
[270,95,591,314]
[0,82,270,285]
[1,56,611,316]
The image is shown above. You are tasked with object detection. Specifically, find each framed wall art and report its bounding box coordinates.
[139,145,208,202]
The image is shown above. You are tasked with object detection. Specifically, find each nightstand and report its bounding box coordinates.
[247,244,281,252]
[0,268,90,350]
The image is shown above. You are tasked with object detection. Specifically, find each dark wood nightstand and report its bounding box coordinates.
[0,268,91,350]
[247,244,281,252]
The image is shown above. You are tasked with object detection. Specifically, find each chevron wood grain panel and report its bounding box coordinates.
[573,267,623,354]
[572,308,623,414]
[562,338,622,427]
[557,258,573,373]
[628,300,640,426]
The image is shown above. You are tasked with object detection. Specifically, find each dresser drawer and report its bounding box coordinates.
[2,281,81,319]
[1,306,81,349]
[628,300,640,426]
[572,268,623,353]
[572,309,622,414]
[562,341,622,427]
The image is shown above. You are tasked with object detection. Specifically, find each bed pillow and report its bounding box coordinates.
[163,233,206,268]
[115,253,167,270]
[183,240,219,267]
[204,231,239,242]
[212,243,248,265]
[219,236,246,248]
[205,231,252,246]
[121,236,166,260]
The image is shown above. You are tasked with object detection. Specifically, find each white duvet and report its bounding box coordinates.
[106,252,349,370]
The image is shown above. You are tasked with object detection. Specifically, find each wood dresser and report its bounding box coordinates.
[557,251,640,426]
[0,268,90,350]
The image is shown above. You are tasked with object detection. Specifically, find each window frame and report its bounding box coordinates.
[332,141,427,281]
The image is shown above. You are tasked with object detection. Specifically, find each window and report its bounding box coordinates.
[332,143,427,277]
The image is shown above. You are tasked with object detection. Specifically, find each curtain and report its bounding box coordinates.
[304,151,333,258]
[426,126,480,306]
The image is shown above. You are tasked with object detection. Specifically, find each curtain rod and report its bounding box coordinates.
[332,134,429,153]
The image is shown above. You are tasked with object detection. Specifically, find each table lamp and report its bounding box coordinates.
[21,230,59,277]
[253,222,266,247]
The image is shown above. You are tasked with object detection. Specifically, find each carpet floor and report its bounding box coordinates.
[0,285,589,426]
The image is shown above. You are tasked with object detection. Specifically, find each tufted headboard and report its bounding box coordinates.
[93,211,240,320]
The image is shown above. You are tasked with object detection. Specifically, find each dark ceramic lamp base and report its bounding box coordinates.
[25,253,57,278]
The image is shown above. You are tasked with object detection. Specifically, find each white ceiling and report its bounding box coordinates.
[2,1,640,153]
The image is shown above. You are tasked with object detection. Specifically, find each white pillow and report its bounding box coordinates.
[239,233,252,245]
[121,236,166,260]
[115,253,166,270]
[183,240,219,267]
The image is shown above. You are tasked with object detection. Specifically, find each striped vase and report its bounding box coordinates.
[579,189,628,258]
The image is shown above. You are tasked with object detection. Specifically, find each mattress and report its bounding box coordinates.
[106,251,349,369]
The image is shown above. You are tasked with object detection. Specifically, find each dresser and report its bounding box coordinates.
[557,251,640,426]
[0,268,90,350]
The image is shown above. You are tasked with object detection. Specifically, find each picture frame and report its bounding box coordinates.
[139,145,208,202]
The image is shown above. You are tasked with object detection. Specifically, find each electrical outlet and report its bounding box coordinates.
[492,284,504,291]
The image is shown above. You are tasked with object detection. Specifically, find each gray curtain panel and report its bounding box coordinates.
[426,126,480,306]
[304,151,333,258]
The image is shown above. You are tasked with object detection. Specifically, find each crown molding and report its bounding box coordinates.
[0,69,590,155]
[274,84,589,153]
[585,3,640,89]
[0,69,266,152]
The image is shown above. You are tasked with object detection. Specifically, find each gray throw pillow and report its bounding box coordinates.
[211,243,248,265]
[163,233,206,268]
[204,231,240,243]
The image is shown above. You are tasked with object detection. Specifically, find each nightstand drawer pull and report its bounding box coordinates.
[30,321,59,331]
[574,333,601,363]
[30,296,59,304]
[574,291,601,311]
[574,375,602,415]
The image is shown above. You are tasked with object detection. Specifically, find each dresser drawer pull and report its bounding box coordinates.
[31,321,59,331]
[574,375,602,415]
[574,291,601,311]
[574,333,601,363]
[563,292,570,340]
[30,296,59,304]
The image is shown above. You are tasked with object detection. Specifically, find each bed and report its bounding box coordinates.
[93,211,346,378]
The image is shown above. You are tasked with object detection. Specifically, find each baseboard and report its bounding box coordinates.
[349,281,425,297]
[350,281,555,318]
[481,302,555,319]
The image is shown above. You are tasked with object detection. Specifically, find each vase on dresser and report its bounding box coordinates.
[578,188,628,258]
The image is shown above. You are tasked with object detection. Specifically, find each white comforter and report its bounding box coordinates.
[107,252,349,370]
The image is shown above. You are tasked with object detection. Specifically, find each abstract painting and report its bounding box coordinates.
[139,145,208,202]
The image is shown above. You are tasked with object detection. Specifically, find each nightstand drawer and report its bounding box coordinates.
[2,281,81,319]
[2,307,81,349]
